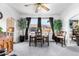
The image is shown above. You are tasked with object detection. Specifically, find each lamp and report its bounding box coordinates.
[7,27,14,33]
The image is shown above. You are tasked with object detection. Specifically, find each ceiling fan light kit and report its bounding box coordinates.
[24,3,50,13]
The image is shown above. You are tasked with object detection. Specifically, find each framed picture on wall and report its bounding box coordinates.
[0,12,3,19]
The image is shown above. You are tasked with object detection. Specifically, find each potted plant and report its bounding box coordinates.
[17,18,28,42]
[0,27,3,37]
[53,19,62,33]
[75,24,79,46]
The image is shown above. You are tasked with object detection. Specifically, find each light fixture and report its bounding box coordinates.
[7,27,14,33]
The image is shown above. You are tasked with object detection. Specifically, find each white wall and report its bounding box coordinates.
[61,3,79,46]
[0,3,20,42]
[20,13,61,19]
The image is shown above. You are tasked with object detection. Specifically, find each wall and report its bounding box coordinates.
[20,13,61,19]
[0,3,20,42]
[61,3,79,46]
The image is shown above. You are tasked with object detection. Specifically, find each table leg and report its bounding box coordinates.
[35,38,37,47]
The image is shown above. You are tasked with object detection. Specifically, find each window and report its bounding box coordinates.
[29,18,52,33]
[29,19,38,32]
[41,19,52,33]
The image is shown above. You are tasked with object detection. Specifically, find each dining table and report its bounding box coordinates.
[29,31,49,46]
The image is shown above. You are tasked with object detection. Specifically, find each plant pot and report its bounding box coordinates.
[19,35,25,42]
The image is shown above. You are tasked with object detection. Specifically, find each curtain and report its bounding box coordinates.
[25,17,31,40]
[37,17,42,32]
[49,17,55,39]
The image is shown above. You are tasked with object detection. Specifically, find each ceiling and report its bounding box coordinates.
[7,3,72,15]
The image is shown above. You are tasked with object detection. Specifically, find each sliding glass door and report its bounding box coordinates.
[28,18,53,41]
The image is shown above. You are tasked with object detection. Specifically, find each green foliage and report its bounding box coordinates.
[17,18,28,35]
[17,18,27,30]
[0,27,3,33]
[53,19,62,32]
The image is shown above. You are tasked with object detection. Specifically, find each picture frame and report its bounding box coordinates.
[0,12,3,19]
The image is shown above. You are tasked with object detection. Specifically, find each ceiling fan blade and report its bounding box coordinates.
[24,4,34,7]
[40,4,50,11]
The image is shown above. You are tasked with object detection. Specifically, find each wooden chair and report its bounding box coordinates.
[55,31,66,47]
[42,32,49,46]
[35,31,43,47]
[29,32,36,46]
[71,29,77,41]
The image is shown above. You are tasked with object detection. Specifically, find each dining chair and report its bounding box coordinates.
[42,32,49,46]
[35,31,43,47]
[55,31,67,47]
[71,29,77,41]
[29,32,36,46]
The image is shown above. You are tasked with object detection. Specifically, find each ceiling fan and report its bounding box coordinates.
[24,3,50,13]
